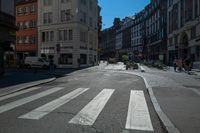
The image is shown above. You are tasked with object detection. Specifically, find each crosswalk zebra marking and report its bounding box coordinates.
[0,87,41,102]
[19,88,89,120]
[0,87,64,114]
[125,90,153,131]
[69,89,114,126]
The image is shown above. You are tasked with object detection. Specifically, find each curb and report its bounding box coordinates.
[118,71,181,133]
[0,77,56,97]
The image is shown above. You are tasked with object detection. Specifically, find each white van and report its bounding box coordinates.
[24,57,49,69]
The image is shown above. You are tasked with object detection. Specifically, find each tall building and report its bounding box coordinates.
[143,0,168,63]
[16,0,38,61]
[167,0,200,65]
[115,17,134,60]
[38,0,99,68]
[97,5,102,61]
[131,10,145,61]
[0,0,16,75]
[100,18,121,59]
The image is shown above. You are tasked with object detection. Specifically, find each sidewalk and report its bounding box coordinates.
[134,65,200,133]
[0,68,81,96]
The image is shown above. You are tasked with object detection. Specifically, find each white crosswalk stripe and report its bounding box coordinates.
[0,87,64,114]
[19,88,89,120]
[0,87,41,102]
[125,90,154,131]
[0,86,154,132]
[69,89,114,125]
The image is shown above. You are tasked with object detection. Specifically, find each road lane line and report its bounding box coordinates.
[19,88,89,120]
[0,87,64,114]
[0,87,41,102]
[125,90,153,131]
[69,89,114,125]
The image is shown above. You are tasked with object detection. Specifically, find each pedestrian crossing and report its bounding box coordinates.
[0,86,154,132]
[69,89,114,125]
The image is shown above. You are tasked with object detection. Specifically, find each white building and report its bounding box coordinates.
[38,0,99,68]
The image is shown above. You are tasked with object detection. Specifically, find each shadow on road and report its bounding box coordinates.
[0,67,89,88]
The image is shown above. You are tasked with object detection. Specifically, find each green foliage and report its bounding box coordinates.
[122,55,128,64]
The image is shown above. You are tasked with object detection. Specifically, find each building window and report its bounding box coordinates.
[61,0,71,3]
[29,20,37,28]
[41,31,54,42]
[17,7,23,15]
[69,29,73,40]
[44,0,52,6]
[43,12,53,24]
[17,36,22,44]
[23,7,29,15]
[50,31,54,41]
[80,11,86,23]
[30,36,36,44]
[23,21,29,29]
[80,31,86,42]
[24,36,29,44]
[58,30,68,41]
[30,5,36,13]
[59,54,73,65]
[61,9,71,22]
[191,26,196,40]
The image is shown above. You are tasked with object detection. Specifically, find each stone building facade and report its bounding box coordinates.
[144,0,168,63]
[38,0,99,68]
[167,0,200,65]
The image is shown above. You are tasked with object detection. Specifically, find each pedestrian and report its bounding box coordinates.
[184,58,191,74]
[173,58,177,72]
[178,59,182,72]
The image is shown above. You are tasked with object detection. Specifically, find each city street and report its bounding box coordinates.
[0,64,165,133]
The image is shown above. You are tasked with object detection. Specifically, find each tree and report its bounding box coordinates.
[122,55,128,64]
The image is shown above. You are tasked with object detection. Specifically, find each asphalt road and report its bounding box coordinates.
[0,68,165,133]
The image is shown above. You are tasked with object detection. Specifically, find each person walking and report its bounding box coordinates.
[178,58,183,72]
[173,58,177,72]
[184,58,191,74]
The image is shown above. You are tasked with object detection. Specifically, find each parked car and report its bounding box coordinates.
[24,57,50,69]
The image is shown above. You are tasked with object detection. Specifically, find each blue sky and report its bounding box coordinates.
[98,0,150,29]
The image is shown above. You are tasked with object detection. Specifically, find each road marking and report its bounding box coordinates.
[19,88,89,120]
[125,90,153,131]
[0,87,41,102]
[69,89,114,125]
[0,87,64,114]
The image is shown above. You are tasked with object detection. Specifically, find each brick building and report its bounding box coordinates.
[16,0,38,61]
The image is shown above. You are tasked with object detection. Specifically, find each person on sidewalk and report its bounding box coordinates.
[173,58,177,72]
[184,58,191,74]
[178,58,183,72]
